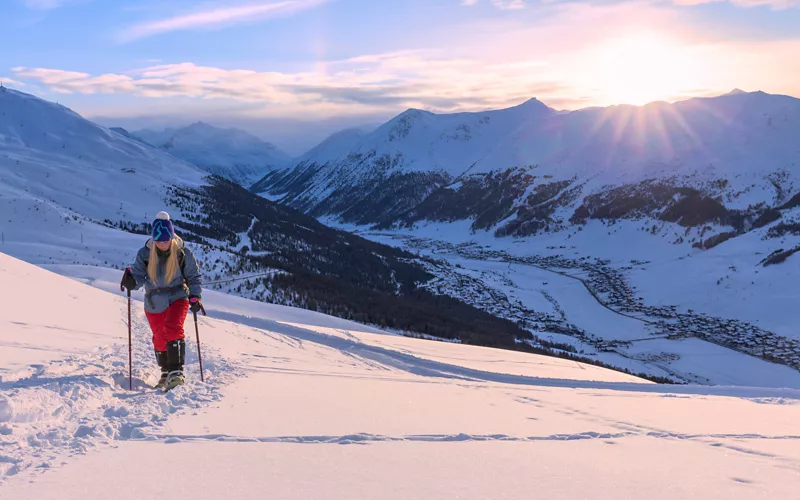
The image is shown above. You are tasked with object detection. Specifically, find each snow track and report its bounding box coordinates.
[0,259,240,483]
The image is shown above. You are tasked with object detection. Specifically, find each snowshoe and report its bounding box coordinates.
[154,369,169,389]
[154,349,169,389]
[163,370,185,392]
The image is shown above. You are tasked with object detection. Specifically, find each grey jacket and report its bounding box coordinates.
[130,237,203,314]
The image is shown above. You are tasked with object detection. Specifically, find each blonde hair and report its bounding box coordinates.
[147,236,182,285]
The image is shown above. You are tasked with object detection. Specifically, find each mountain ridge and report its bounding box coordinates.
[253,89,800,230]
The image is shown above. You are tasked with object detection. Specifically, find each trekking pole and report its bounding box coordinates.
[120,269,134,391]
[127,289,132,390]
[193,303,207,382]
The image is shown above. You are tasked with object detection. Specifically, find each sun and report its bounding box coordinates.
[591,33,705,106]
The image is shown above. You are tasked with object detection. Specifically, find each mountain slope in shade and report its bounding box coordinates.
[299,127,368,162]
[250,126,368,196]
[133,122,292,187]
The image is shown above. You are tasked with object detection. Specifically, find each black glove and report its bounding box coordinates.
[189,295,205,315]
[120,267,137,292]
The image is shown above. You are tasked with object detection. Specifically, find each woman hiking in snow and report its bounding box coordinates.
[120,211,204,391]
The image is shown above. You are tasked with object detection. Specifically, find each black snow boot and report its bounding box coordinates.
[154,350,169,389]
[164,339,186,391]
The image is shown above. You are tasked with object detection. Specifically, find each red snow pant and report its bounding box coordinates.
[145,299,190,352]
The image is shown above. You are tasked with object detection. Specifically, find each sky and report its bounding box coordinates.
[2,0,800,154]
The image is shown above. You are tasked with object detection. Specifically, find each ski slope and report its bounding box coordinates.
[2,252,800,499]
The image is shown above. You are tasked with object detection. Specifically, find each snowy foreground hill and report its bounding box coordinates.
[2,252,800,498]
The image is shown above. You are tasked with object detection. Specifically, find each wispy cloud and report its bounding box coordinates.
[461,0,800,10]
[25,0,68,9]
[11,51,568,117]
[673,0,799,8]
[0,77,27,87]
[24,0,91,9]
[119,0,330,42]
[461,0,526,9]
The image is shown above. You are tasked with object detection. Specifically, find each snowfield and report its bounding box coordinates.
[2,252,800,499]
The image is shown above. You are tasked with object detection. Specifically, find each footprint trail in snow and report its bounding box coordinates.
[0,308,240,483]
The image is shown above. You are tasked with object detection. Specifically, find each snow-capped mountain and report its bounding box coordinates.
[299,126,369,163]
[255,90,800,230]
[256,98,557,218]
[133,122,292,187]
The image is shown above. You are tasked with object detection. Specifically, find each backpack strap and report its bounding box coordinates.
[179,249,186,281]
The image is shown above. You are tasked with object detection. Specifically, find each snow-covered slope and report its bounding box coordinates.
[131,126,176,147]
[477,91,800,188]
[133,122,292,187]
[0,87,206,220]
[0,86,212,270]
[299,126,367,163]
[2,252,800,498]
[345,97,554,177]
[250,126,368,197]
